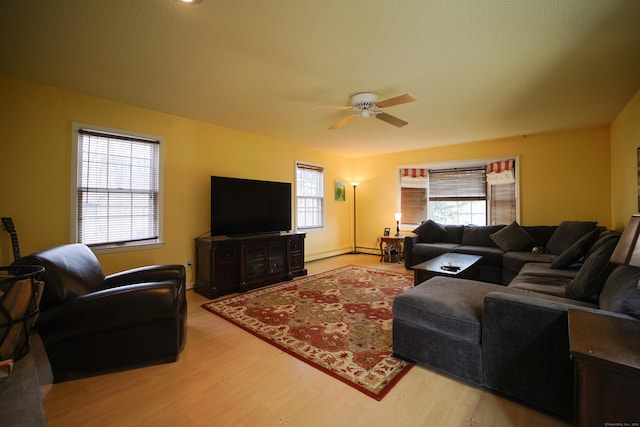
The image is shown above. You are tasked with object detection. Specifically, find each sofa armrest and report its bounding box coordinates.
[481,291,590,419]
[403,235,420,269]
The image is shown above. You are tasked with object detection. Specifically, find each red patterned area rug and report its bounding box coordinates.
[201,265,414,400]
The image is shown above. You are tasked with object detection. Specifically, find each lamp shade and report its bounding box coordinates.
[610,215,640,266]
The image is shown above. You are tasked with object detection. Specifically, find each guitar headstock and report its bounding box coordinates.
[1,217,16,233]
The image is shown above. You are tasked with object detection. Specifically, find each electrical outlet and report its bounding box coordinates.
[186,259,192,268]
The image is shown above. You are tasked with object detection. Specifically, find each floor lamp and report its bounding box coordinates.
[350,181,360,253]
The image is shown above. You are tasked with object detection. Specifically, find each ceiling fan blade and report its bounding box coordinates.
[376,112,409,128]
[375,94,417,108]
[329,115,357,130]
[315,106,353,110]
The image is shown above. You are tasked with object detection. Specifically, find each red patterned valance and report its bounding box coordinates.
[401,168,427,178]
[486,160,515,185]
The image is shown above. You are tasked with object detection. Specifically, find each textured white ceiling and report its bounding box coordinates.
[2,0,639,157]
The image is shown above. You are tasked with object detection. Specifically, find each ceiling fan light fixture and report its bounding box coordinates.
[325,92,416,130]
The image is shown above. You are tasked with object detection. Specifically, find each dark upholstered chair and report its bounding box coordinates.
[12,243,186,382]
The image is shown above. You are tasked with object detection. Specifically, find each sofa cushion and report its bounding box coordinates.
[565,237,619,300]
[393,277,506,343]
[521,225,557,248]
[599,265,640,319]
[490,221,536,252]
[413,220,447,243]
[412,243,460,260]
[507,273,573,298]
[462,225,505,247]
[518,262,580,279]
[502,251,557,274]
[545,221,597,255]
[443,225,464,244]
[550,229,599,269]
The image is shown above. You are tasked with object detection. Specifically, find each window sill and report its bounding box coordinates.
[90,240,164,255]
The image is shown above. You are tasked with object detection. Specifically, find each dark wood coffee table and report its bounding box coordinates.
[411,253,482,285]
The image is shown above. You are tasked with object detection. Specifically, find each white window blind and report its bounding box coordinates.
[76,128,160,246]
[429,168,487,200]
[428,168,487,225]
[489,182,516,225]
[400,168,428,225]
[296,163,324,229]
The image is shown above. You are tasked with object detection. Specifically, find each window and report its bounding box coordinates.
[429,168,487,225]
[400,168,428,225]
[489,182,516,225]
[71,124,162,249]
[399,160,517,226]
[296,162,324,229]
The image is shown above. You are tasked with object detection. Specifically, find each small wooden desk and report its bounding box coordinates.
[568,309,640,427]
[379,236,404,263]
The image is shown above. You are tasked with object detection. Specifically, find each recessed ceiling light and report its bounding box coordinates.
[181,0,203,4]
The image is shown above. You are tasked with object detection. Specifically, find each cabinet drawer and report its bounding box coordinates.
[290,254,304,271]
[215,245,236,263]
[216,265,238,285]
[289,238,303,252]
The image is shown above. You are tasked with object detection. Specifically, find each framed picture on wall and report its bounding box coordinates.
[334,180,346,201]
[637,147,640,211]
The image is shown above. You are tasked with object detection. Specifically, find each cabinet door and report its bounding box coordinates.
[267,242,285,274]
[194,238,239,299]
[241,239,287,291]
[245,244,266,278]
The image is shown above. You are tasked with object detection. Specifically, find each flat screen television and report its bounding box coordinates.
[211,176,292,237]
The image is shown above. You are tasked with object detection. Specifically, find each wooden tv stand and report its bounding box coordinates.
[194,233,307,299]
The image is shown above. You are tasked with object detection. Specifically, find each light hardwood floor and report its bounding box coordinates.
[41,254,570,427]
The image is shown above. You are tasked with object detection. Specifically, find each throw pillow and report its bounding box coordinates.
[599,265,640,320]
[546,221,598,255]
[584,231,620,260]
[412,219,446,243]
[550,229,599,269]
[565,237,619,300]
[489,221,536,252]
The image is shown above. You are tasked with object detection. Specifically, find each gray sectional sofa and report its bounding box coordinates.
[393,220,640,420]
[403,219,606,284]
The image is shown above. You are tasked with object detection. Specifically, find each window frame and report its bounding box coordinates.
[398,157,520,228]
[295,161,325,231]
[70,122,164,253]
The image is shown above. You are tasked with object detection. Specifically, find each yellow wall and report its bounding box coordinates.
[353,127,612,252]
[0,76,353,282]
[2,74,633,279]
[611,89,640,231]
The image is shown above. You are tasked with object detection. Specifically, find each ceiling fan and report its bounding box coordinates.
[323,92,417,130]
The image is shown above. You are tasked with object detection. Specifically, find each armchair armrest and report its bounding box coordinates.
[37,281,180,345]
[105,264,185,292]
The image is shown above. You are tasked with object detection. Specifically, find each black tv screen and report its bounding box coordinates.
[211,176,292,236]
